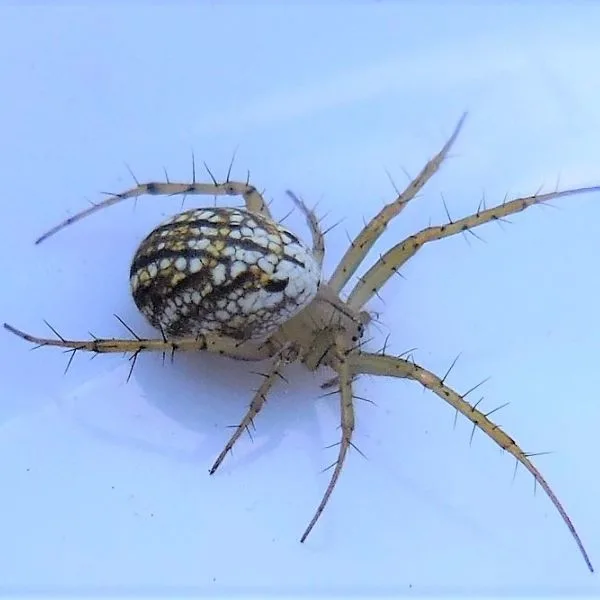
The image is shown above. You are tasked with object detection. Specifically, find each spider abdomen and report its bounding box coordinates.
[129,207,320,340]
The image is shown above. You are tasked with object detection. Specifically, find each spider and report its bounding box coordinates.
[4,113,596,572]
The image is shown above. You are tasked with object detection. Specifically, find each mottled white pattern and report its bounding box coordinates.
[131,206,321,340]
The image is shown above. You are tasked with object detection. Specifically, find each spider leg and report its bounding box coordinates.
[3,322,274,362]
[209,351,287,474]
[285,190,325,268]
[35,175,270,245]
[300,332,354,542]
[346,185,600,310]
[349,351,594,573]
[327,112,467,294]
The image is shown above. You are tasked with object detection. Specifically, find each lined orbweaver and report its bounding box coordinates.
[5,113,597,572]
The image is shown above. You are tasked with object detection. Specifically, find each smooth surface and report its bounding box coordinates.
[1,3,599,596]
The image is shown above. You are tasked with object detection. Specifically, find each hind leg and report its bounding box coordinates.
[36,161,271,244]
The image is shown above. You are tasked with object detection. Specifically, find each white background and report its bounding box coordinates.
[1,3,599,596]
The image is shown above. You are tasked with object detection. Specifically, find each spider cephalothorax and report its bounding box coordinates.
[4,113,597,572]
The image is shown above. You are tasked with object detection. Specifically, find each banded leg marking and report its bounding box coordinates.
[349,351,594,573]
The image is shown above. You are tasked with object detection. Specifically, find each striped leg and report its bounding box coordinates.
[285,190,325,268]
[36,164,271,244]
[349,351,594,573]
[346,185,600,311]
[209,350,288,474]
[327,112,467,294]
[300,332,355,542]
[3,321,275,364]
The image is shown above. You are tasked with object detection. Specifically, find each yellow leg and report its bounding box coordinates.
[300,332,356,542]
[349,351,594,573]
[36,161,270,244]
[327,112,467,294]
[285,190,325,268]
[346,185,600,311]
[3,321,275,363]
[209,352,287,474]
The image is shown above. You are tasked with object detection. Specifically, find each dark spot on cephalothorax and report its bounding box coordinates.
[264,278,289,293]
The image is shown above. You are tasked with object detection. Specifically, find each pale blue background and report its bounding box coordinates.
[1,3,599,596]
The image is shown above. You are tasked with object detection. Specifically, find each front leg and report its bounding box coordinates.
[327,112,467,294]
[346,185,600,311]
